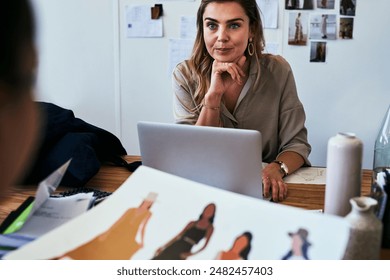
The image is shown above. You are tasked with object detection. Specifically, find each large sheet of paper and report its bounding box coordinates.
[4,166,349,260]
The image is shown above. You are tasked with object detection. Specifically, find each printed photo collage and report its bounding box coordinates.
[285,0,357,63]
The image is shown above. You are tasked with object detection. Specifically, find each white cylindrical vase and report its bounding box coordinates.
[324,132,363,217]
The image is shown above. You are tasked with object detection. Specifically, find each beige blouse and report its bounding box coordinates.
[172,54,311,165]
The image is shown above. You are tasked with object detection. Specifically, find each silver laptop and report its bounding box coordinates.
[137,121,263,199]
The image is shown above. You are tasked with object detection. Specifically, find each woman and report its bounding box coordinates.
[0,0,41,202]
[173,0,311,202]
[152,203,215,260]
[216,231,253,260]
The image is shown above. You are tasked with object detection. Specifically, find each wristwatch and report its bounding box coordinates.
[273,160,289,177]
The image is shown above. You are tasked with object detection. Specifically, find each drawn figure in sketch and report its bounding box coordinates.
[294,13,303,43]
[321,15,327,39]
[216,231,253,260]
[58,192,158,260]
[152,203,216,260]
[281,228,311,260]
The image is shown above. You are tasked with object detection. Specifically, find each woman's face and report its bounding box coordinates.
[203,1,252,63]
[291,234,304,252]
[202,203,216,219]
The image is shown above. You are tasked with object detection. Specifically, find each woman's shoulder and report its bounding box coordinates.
[260,54,293,75]
[173,60,194,82]
[260,54,291,69]
[174,60,192,76]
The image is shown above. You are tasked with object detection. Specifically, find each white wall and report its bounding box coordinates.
[281,0,390,169]
[32,0,120,135]
[32,0,390,169]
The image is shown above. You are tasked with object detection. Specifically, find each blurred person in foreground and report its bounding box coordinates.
[0,0,41,202]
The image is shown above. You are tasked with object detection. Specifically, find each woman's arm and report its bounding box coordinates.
[261,58,310,202]
[262,151,305,202]
[196,57,247,127]
[139,212,152,247]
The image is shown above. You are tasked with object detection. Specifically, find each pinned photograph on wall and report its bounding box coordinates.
[339,17,354,39]
[317,0,335,9]
[288,12,309,46]
[310,41,327,63]
[285,0,314,10]
[340,0,356,16]
[309,14,337,40]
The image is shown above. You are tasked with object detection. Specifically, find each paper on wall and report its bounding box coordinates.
[126,5,163,38]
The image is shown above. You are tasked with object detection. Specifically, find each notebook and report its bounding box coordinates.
[137,121,263,199]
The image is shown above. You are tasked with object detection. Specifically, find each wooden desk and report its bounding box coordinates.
[1,155,389,259]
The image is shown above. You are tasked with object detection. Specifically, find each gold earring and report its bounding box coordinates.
[247,38,255,56]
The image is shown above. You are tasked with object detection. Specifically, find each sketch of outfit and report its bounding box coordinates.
[152,226,207,260]
[294,15,303,43]
[152,203,216,260]
[58,192,157,260]
[62,208,151,259]
[281,228,311,260]
[215,231,253,260]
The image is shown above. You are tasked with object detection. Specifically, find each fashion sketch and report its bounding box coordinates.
[152,203,216,260]
[281,228,311,260]
[58,192,158,260]
[216,232,253,260]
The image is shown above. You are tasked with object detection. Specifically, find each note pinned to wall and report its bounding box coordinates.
[168,38,194,76]
[180,16,196,39]
[257,0,278,29]
[126,5,163,38]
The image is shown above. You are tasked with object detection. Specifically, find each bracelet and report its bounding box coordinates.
[272,160,289,177]
[202,103,220,110]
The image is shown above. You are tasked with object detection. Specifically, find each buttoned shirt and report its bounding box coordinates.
[173,54,311,165]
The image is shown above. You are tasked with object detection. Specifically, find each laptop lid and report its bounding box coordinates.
[137,121,263,199]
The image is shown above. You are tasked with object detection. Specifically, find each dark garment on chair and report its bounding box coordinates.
[22,102,128,188]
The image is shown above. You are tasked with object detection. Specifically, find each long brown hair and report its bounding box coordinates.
[189,0,265,105]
